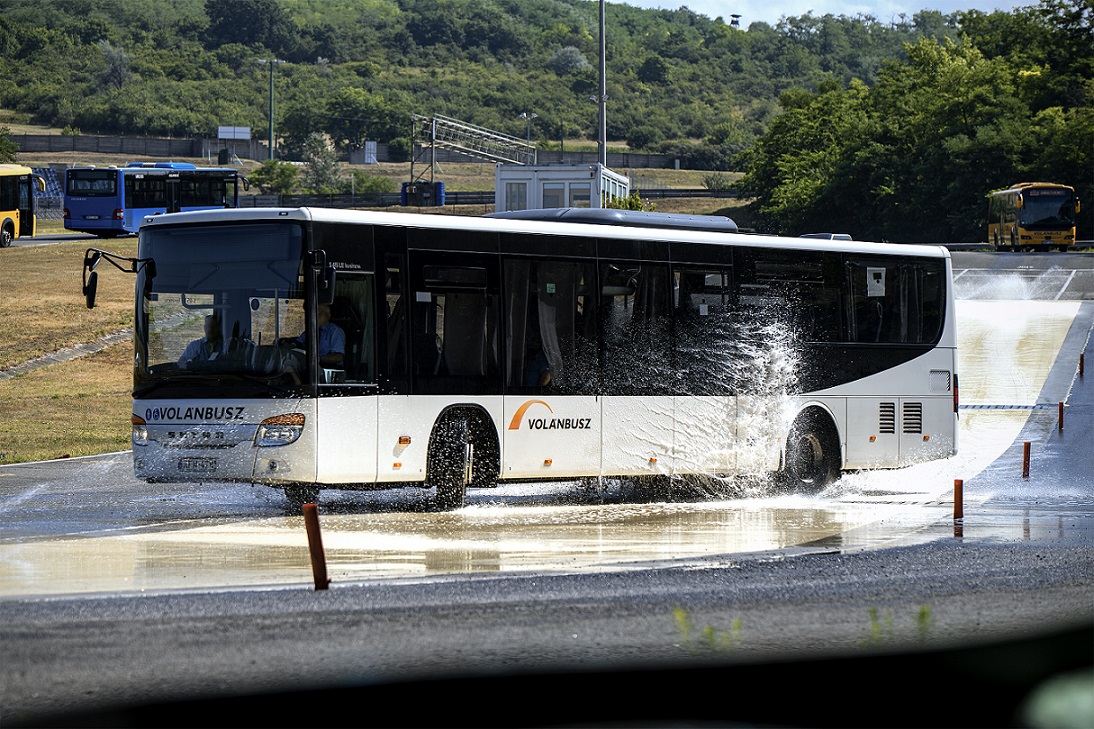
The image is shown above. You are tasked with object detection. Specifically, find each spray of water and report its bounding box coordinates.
[655,308,804,501]
[953,265,1072,302]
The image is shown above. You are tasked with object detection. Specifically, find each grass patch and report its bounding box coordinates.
[0,238,137,370]
[0,342,132,463]
[673,607,743,653]
[33,218,68,235]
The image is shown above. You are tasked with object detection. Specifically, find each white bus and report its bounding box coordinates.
[85,207,958,510]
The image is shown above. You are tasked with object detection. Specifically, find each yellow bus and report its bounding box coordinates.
[988,182,1080,252]
[0,164,46,247]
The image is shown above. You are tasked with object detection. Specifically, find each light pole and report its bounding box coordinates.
[519,112,538,144]
[257,59,285,160]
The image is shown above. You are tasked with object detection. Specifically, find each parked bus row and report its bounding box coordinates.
[64,162,245,238]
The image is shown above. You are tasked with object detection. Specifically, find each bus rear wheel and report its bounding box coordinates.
[781,410,840,492]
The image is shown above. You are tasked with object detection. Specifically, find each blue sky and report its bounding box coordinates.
[626,0,1033,28]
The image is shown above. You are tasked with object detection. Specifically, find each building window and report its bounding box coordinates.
[542,182,565,209]
[505,182,527,211]
[569,183,591,208]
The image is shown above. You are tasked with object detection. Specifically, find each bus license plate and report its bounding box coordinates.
[84,215,101,220]
[178,457,217,473]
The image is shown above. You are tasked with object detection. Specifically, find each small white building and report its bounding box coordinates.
[495,164,630,212]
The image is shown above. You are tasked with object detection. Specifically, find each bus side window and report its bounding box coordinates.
[740,249,843,344]
[383,255,409,390]
[600,262,673,396]
[847,259,946,345]
[504,258,598,394]
[411,258,500,395]
[329,275,375,384]
[673,267,733,395]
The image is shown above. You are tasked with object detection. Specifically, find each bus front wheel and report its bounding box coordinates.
[284,484,319,513]
[781,410,841,492]
[428,415,474,510]
[0,224,12,248]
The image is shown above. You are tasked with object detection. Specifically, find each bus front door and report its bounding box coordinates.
[18,175,37,237]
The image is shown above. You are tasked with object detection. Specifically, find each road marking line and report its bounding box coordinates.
[1054,269,1077,300]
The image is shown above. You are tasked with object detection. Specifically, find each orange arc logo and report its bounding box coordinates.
[508,399,553,430]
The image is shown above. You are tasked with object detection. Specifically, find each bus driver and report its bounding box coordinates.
[289,303,345,367]
[177,314,223,368]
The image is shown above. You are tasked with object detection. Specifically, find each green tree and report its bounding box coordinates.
[345,170,396,194]
[301,133,340,193]
[204,0,298,58]
[97,40,131,88]
[325,88,404,150]
[250,159,299,195]
[547,46,591,74]
[0,126,17,163]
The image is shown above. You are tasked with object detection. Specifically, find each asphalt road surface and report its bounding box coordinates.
[1,252,1091,728]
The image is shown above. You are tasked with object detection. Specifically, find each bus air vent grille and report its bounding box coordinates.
[903,402,923,434]
[879,403,896,434]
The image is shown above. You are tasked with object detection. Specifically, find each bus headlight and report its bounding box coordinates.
[132,414,148,446]
[255,413,305,447]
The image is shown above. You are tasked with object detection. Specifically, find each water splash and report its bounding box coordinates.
[664,309,804,500]
[954,265,1072,302]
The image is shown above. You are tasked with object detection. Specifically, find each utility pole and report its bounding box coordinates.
[598,0,607,167]
[257,59,285,160]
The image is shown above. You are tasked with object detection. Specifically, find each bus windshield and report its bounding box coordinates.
[134,222,308,396]
[1021,189,1076,229]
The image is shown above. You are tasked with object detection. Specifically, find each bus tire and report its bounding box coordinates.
[284,484,319,513]
[428,414,474,510]
[781,409,841,492]
[0,222,13,248]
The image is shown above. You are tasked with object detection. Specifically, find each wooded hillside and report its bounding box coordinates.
[1,0,1089,240]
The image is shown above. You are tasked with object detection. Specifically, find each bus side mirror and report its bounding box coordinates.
[1014,196,1023,209]
[241,176,251,192]
[84,271,98,309]
[1077,199,1081,214]
[82,250,102,308]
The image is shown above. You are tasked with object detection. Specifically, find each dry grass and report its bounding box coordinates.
[0,239,138,370]
[0,343,132,463]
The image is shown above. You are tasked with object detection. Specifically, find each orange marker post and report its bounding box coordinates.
[953,479,963,521]
[303,503,331,591]
[1022,441,1031,479]
[1059,402,1064,432]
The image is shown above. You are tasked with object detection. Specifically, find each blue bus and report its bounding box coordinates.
[64,163,244,238]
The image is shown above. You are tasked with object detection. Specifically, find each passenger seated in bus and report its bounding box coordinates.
[177,314,224,368]
[525,344,552,387]
[286,303,345,367]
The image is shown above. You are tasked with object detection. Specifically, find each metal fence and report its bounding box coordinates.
[33,188,736,220]
[237,188,733,209]
[36,196,64,220]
